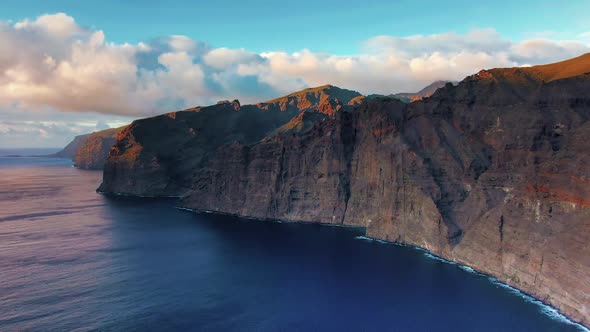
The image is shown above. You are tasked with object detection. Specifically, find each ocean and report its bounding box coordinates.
[0,149,585,331]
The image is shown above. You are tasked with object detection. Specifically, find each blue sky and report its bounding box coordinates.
[1,1,590,147]
[2,0,589,54]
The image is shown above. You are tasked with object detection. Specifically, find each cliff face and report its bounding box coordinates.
[98,86,361,196]
[54,133,91,159]
[99,102,298,196]
[98,54,590,326]
[388,62,590,325]
[55,127,124,170]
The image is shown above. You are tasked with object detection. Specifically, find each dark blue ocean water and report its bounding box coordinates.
[0,150,587,331]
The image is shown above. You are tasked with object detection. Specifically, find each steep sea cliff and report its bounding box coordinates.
[94,55,590,326]
[53,127,123,170]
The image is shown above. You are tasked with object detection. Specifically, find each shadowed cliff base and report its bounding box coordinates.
[91,53,590,327]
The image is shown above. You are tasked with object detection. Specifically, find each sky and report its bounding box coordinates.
[1,1,590,148]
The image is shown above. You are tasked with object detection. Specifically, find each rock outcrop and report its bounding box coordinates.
[257,84,363,112]
[55,127,124,169]
[98,54,590,326]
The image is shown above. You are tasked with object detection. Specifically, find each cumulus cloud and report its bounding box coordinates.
[14,13,85,37]
[0,13,589,120]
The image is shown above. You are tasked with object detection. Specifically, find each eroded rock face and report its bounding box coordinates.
[98,54,590,326]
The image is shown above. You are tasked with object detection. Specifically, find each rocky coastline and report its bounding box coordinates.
[69,54,590,327]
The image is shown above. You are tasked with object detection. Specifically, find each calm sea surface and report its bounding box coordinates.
[0,149,586,331]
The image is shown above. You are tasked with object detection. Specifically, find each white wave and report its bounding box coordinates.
[423,252,450,264]
[487,277,589,331]
[459,265,476,273]
[354,235,389,244]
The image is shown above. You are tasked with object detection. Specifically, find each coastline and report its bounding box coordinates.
[96,190,588,330]
[172,203,589,331]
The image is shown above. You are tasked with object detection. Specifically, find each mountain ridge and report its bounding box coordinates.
[57,85,364,170]
[393,80,459,101]
[257,84,364,115]
[366,80,459,103]
[492,52,590,83]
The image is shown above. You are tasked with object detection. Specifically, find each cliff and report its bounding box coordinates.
[98,55,590,326]
[54,133,91,159]
[55,127,124,170]
[98,85,361,195]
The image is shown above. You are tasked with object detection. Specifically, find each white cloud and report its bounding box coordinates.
[1,13,590,147]
[14,13,85,38]
[363,29,512,57]
[167,35,198,52]
[509,39,590,64]
[204,48,261,69]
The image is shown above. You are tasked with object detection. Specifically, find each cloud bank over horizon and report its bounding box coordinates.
[1,12,590,147]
